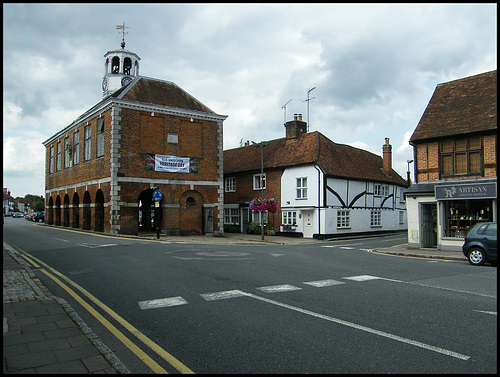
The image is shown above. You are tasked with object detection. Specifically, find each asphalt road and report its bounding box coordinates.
[4,218,497,373]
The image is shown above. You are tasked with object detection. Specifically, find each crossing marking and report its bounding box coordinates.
[139,297,188,310]
[200,290,247,301]
[303,279,345,287]
[257,284,301,293]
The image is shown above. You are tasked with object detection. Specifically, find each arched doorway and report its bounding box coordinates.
[83,191,91,230]
[63,194,70,227]
[47,197,54,225]
[95,190,105,232]
[138,189,157,233]
[179,190,204,235]
[55,196,61,226]
[72,193,79,228]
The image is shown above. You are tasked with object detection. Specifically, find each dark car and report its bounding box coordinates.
[33,211,45,223]
[462,222,497,266]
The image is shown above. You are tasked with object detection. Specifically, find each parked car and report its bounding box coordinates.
[13,212,24,218]
[462,222,497,266]
[33,211,45,223]
[26,213,36,221]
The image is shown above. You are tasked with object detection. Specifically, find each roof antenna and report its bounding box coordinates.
[303,87,316,132]
[281,99,292,126]
[116,22,130,49]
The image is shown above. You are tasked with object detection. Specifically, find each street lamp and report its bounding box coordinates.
[407,159,414,185]
[252,141,269,240]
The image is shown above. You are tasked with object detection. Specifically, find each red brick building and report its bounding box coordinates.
[43,43,227,236]
[405,70,497,250]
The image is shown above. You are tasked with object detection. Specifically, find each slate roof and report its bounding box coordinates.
[111,76,216,114]
[224,132,408,187]
[410,70,497,144]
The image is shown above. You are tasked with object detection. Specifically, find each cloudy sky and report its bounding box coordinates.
[3,3,497,198]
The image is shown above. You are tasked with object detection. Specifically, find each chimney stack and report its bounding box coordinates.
[382,137,392,174]
[285,114,307,140]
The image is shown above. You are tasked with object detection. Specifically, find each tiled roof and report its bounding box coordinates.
[113,76,216,114]
[224,132,408,186]
[410,70,497,144]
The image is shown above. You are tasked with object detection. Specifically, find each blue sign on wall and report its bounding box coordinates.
[153,189,163,202]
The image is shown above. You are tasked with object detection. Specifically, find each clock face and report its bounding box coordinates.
[102,77,108,91]
[121,76,133,86]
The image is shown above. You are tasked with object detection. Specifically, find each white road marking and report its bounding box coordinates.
[200,290,248,301]
[257,284,302,293]
[342,275,403,283]
[54,238,70,242]
[303,279,345,287]
[270,253,285,257]
[473,310,497,315]
[77,243,118,248]
[138,297,188,310]
[340,247,354,250]
[242,291,470,361]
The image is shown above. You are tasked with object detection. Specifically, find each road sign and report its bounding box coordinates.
[153,189,162,202]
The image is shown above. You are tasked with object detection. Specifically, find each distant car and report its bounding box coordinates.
[33,211,45,223]
[13,212,24,218]
[462,222,497,266]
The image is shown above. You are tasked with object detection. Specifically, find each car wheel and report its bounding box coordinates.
[38,218,43,223]
[468,248,486,266]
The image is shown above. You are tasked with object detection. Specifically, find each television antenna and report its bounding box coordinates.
[116,22,130,48]
[281,99,292,126]
[303,87,316,132]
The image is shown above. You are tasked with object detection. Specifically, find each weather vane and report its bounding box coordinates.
[116,22,130,49]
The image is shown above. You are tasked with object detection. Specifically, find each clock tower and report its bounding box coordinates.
[102,23,141,98]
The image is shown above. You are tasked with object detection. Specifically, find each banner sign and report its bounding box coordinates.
[435,182,496,200]
[145,154,196,173]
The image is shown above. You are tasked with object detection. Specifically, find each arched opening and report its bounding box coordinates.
[111,56,120,74]
[124,57,132,75]
[63,194,70,227]
[95,190,105,232]
[83,191,91,230]
[55,196,61,226]
[47,196,54,225]
[72,193,80,229]
[138,189,157,232]
[179,190,204,235]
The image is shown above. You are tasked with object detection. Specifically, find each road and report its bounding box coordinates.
[3,218,497,373]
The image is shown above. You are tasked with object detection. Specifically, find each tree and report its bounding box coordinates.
[34,199,45,212]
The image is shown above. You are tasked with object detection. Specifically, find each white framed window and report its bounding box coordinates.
[73,131,79,166]
[371,210,382,227]
[337,210,351,228]
[282,211,297,225]
[49,146,54,174]
[225,177,236,192]
[84,125,91,161]
[56,142,61,171]
[253,173,266,190]
[224,208,239,224]
[296,177,308,199]
[96,118,104,158]
[399,211,404,224]
[64,137,71,169]
[374,183,389,197]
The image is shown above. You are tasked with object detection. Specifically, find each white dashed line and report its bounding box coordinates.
[200,290,247,301]
[257,284,301,293]
[303,279,345,287]
[138,297,188,310]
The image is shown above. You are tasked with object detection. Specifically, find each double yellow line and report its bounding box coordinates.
[8,245,194,374]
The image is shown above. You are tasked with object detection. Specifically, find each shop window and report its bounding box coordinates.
[224,208,239,224]
[443,199,492,238]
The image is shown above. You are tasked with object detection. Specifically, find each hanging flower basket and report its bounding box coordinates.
[249,198,278,214]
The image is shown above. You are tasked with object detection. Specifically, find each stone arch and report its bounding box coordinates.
[55,195,61,226]
[83,191,91,230]
[63,194,70,227]
[111,56,120,74]
[94,190,105,232]
[179,190,204,235]
[72,192,80,229]
[138,189,156,232]
[47,196,54,225]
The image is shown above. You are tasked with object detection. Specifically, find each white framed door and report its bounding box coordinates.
[302,210,315,238]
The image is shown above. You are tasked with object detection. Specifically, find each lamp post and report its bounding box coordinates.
[407,159,414,185]
[252,141,269,240]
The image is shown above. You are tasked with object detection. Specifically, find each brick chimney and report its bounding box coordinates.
[285,113,307,139]
[382,137,392,174]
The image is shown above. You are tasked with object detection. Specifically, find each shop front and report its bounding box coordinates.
[406,178,497,251]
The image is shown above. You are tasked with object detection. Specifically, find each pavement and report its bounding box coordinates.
[3,231,467,374]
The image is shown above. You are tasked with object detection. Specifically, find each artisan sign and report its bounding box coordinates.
[435,183,496,200]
